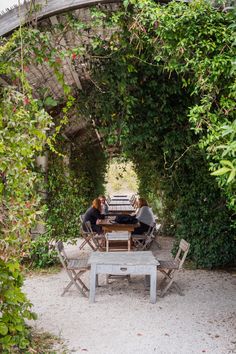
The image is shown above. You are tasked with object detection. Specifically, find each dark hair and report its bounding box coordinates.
[139,198,148,207]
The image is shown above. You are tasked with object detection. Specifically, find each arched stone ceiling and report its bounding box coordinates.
[0,0,121,36]
[0,1,122,147]
[0,0,174,154]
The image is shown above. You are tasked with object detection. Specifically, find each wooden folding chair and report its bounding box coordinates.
[56,241,89,297]
[84,221,105,251]
[130,195,138,208]
[79,215,98,251]
[132,223,156,251]
[157,239,190,297]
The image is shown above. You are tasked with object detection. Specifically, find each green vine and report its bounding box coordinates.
[73,0,236,267]
[0,0,236,350]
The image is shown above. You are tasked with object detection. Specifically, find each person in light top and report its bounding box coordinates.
[132,198,155,235]
[99,195,109,215]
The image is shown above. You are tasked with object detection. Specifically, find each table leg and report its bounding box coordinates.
[89,264,97,303]
[150,268,157,304]
[106,237,109,252]
[145,274,150,289]
[128,237,131,251]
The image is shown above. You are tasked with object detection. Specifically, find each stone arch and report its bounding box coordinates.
[0,0,121,36]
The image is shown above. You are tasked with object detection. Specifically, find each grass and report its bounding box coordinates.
[22,263,62,277]
[8,328,68,354]
[26,328,68,354]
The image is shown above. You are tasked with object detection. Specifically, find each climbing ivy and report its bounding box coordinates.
[0,0,236,350]
[74,0,236,267]
[0,22,74,351]
[46,132,107,243]
[0,85,52,351]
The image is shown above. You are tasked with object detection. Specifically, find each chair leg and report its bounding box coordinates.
[87,238,97,251]
[61,278,83,297]
[158,270,173,296]
[96,239,105,251]
[79,234,98,251]
[133,239,144,250]
[61,278,87,297]
[173,281,184,296]
[62,270,88,297]
[73,269,89,292]
[73,279,88,297]
[159,278,174,297]
[79,239,87,250]
[86,238,98,251]
[76,277,89,292]
[158,270,183,297]
[158,269,170,288]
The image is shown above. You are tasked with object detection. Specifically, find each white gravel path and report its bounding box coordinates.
[23,238,236,354]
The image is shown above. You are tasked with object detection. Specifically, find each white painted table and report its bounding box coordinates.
[88,251,159,304]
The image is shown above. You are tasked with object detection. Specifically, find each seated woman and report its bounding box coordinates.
[99,195,109,215]
[82,198,105,234]
[132,198,155,235]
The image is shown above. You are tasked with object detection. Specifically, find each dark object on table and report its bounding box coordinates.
[115,214,138,224]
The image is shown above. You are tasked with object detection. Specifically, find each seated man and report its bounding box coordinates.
[132,198,155,235]
[83,198,105,234]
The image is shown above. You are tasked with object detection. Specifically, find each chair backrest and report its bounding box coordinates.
[140,223,156,250]
[79,214,84,223]
[130,194,134,203]
[145,223,156,244]
[146,223,156,237]
[175,239,190,269]
[85,220,93,233]
[56,241,68,270]
[130,195,137,207]
[80,214,91,235]
[84,220,101,249]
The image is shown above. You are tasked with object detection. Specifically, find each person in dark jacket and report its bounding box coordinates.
[83,198,105,234]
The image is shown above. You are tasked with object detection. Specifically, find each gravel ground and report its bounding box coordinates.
[23,237,236,354]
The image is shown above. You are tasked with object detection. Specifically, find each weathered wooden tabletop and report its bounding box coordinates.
[108,205,135,213]
[88,251,159,266]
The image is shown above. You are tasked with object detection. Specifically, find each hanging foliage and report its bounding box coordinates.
[46,131,107,242]
[0,77,52,351]
[75,0,236,267]
[0,0,235,350]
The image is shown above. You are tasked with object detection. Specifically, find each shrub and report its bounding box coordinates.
[0,260,37,352]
